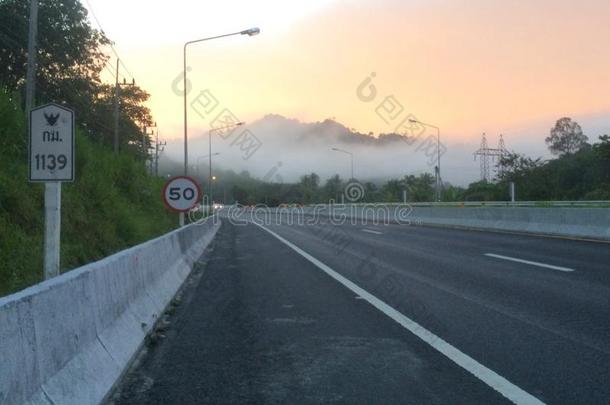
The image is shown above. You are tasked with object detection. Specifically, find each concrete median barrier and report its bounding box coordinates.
[407,207,610,240]
[243,205,609,241]
[0,218,220,405]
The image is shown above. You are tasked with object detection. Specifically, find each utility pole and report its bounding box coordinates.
[113,68,135,154]
[474,133,508,182]
[113,59,119,153]
[25,0,61,280]
[154,129,166,176]
[25,0,38,113]
[142,122,156,171]
[26,0,61,281]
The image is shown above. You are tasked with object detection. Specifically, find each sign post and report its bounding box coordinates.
[29,103,75,279]
[162,176,202,226]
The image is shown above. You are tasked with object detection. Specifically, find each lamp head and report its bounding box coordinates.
[241,27,260,36]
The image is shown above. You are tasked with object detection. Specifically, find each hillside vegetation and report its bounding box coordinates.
[0,91,175,296]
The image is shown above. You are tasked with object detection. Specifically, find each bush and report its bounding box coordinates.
[0,91,176,296]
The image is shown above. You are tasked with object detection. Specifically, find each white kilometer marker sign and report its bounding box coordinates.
[484,253,575,272]
[360,229,383,235]
[29,103,75,280]
[255,223,545,405]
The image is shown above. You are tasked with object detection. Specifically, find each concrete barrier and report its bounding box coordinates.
[407,207,610,240]
[0,219,220,405]
[240,205,610,241]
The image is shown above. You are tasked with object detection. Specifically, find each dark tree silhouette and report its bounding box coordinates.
[546,117,588,155]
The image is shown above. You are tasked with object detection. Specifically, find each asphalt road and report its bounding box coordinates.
[110,216,610,404]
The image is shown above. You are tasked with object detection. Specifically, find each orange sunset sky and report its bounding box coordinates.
[86,0,610,148]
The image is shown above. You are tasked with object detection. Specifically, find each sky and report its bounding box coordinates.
[84,0,610,183]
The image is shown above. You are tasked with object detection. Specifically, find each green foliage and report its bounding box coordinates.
[460,180,505,201]
[404,174,435,202]
[0,91,175,296]
[322,174,343,202]
[158,124,610,206]
[546,117,588,155]
[461,134,610,201]
[0,0,154,156]
[299,173,320,204]
[441,184,465,202]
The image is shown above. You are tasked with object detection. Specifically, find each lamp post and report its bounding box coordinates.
[209,122,244,206]
[183,27,259,176]
[409,119,441,202]
[331,147,354,180]
[196,153,220,178]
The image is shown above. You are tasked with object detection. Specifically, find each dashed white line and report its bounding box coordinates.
[484,253,574,272]
[255,223,545,405]
[361,229,383,235]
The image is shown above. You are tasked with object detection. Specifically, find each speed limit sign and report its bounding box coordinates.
[162,176,202,212]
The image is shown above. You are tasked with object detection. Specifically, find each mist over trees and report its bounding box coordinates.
[159,116,610,204]
[4,0,605,205]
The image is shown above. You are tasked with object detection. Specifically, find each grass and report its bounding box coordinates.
[0,91,177,297]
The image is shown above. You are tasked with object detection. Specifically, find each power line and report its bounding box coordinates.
[101,59,120,83]
[115,53,134,81]
[83,0,135,81]
[473,133,508,182]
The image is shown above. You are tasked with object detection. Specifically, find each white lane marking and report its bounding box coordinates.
[255,223,545,405]
[484,253,574,273]
[361,229,383,235]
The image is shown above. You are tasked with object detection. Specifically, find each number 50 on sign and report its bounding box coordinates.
[162,176,202,212]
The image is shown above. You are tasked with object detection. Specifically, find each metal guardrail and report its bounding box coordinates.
[308,201,610,208]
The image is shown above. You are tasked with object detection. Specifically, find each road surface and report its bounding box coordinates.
[110,216,610,404]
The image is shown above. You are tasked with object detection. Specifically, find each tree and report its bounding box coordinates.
[546,117,588,155]
[92,84,153,154]
[0,0,153,155]
[594,135,610,184]
[403,173,435,202]
[381,179,403,202]
[461,180,503,201]
[497,152,544,182]
[322,174,343,202]
[299,173,320,204]
[362,182,379,202]
[0,0,108,103]
[441,183,465,202]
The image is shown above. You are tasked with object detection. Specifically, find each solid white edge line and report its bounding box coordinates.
[254,223,545,405]
[360,229,383,235]
[484,253,574,272]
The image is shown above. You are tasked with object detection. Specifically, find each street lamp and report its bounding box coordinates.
[409,118,441,202]
[209,122,244,206]
[183,27,260,176]
[196,153,220,177]
[331,147,354,180]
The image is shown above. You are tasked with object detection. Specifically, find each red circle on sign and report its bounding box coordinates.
[162,176,202,212]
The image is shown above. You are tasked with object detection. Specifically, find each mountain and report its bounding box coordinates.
[161,115,482,186]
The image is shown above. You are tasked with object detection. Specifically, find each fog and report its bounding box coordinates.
[158,114,608,186]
